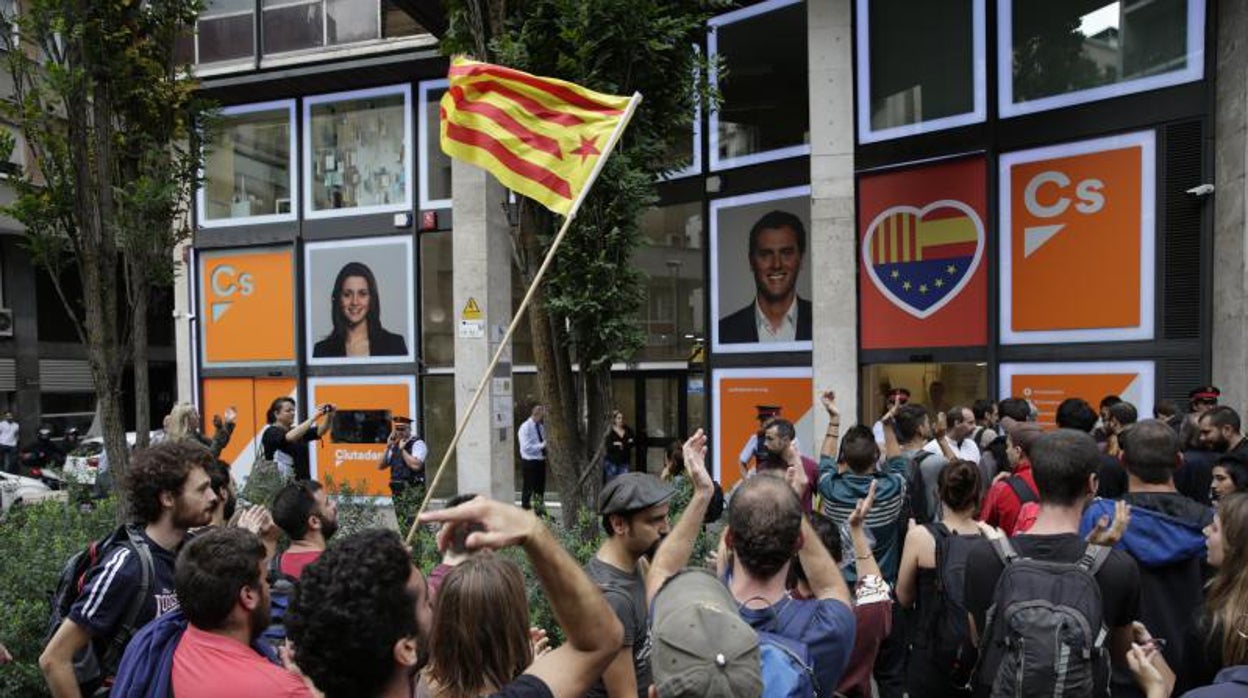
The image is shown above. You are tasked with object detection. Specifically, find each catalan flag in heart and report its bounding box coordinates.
[440,56,638,216]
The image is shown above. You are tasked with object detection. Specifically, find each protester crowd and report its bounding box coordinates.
[9,385,1248,697]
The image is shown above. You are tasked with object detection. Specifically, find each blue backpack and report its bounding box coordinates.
[259,551,297,652]
[751,598,819,698]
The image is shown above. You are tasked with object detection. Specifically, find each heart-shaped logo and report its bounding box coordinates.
[862,199,984,320]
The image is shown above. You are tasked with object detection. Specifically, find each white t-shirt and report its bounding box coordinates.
[0,419,19,447]
[923,436,981,463]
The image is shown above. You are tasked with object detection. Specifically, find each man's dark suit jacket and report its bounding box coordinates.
[718,297,812,344]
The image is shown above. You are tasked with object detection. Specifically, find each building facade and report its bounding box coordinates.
[183,0,1243,498]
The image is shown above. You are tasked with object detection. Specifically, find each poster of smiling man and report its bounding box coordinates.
[304,235,415,365]
[710,185,813,354]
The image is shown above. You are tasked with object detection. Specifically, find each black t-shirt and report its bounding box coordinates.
[963,534,1141,697]
[604,427,636,467]
[261,425,320,481]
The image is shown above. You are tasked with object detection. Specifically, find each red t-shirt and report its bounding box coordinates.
[171,625,313,698]
[279,550,322,580]
[980,460,1038,535]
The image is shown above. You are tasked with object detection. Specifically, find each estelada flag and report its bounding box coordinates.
[440,57,632,216]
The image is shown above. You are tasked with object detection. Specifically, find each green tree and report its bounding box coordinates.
[0,0,206,496]
[441,0,722,526]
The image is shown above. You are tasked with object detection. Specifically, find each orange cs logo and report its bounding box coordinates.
[1022,171,1105,257]
[209,264,254,322]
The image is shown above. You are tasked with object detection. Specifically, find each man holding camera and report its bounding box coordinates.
[378,416,427,499]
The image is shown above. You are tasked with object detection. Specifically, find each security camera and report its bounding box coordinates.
[1186,183,1215,197]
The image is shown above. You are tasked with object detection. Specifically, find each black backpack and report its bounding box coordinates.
[917,523,981,690]
[1005,475,1038,505]
[259,551,298,652]
[45,524,154,691]
[975,537,1112,697]
[903,451,935,525]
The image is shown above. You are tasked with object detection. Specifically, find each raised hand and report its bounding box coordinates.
[1087,500,1132,547]
[821,391,839,420]
[681,429,713,494]
[419,496,540,552]
[848,480,877,529]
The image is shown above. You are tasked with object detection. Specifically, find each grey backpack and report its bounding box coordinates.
[975,537,1112,697]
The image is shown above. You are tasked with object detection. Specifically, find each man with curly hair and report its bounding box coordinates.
[40,441,219,697]
[288,500,623,698]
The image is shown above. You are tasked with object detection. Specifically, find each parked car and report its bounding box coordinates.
[0,469,68,514]
[63,432,146,486]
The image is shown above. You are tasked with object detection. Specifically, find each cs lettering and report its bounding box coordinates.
[210,264,254,298]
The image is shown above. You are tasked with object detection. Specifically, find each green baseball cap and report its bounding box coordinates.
[650,569,762,697]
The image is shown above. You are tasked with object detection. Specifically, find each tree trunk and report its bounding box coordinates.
[519,200,587,527]
[130,272,151,449]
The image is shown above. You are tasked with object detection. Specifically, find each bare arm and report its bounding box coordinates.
[40,619,91,698]
[931,414,957,461]
[847,480,883,578]
[882,401,902,459]
[600,649,638,698]
[647,430,713,603]
[895,525,926,608]
[284,414,319,443]
[418,500,623,698]
[820,391,841,460]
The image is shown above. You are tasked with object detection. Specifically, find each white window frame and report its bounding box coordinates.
[998,0,1206,119]
[302,83,413,220]
[418,78,451,210]
[855,0,986,144]
[708,0,811,171]
[197,100,298,229]
[998,130,1155,345]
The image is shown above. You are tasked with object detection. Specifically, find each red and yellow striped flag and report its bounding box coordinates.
[440,57,634,216]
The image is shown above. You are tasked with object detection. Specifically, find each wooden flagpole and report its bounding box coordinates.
[405,91,643,544]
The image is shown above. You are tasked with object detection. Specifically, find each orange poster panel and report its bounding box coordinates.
[1003,362,1154,429]
[308,378,416,497]
[200,249,296,364]
[713,369,813,492]
[202,377,296,475]
[1003,132,1154,342]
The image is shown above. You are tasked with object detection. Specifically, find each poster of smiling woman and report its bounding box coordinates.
[710,185,813,354]
[304,235,415,365]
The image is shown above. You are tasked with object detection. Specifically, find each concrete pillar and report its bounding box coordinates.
[1213,0,1248,408]
[173,238,194,404]
[808,0,858,426]
[450,159,515,502]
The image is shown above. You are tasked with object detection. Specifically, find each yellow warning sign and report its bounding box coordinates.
[462,297,482,321]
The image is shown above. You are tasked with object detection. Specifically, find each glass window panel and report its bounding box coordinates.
[200,104,294,224]
[860,362,989,426]
[327,0,380,45]
[420,82,452,207]
[307,87,410,214]
[198,0,255,64]
[710,0,809,169]
[644,377,680,474]
[420,231,453,368]
[1005,0,1203,116]
[635,203,704,362]
[860,0,983,141]
[510,263,536,366]
[262,0,323,55]
[421,375,459,498]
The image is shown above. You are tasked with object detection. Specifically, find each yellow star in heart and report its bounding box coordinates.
[946,264,957,275]
[919,284,928,294]
[934,278,945,288]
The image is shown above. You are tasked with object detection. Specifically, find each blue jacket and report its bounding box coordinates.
[1184,666,1248,697]
[1081,493,1213,694]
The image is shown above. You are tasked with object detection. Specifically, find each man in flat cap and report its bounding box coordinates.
[585,472,678,698]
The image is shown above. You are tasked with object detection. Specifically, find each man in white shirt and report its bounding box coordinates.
[0,411,19,473]
[717,211,812,344]
[518,404,548,511]
[924,405,981,463]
